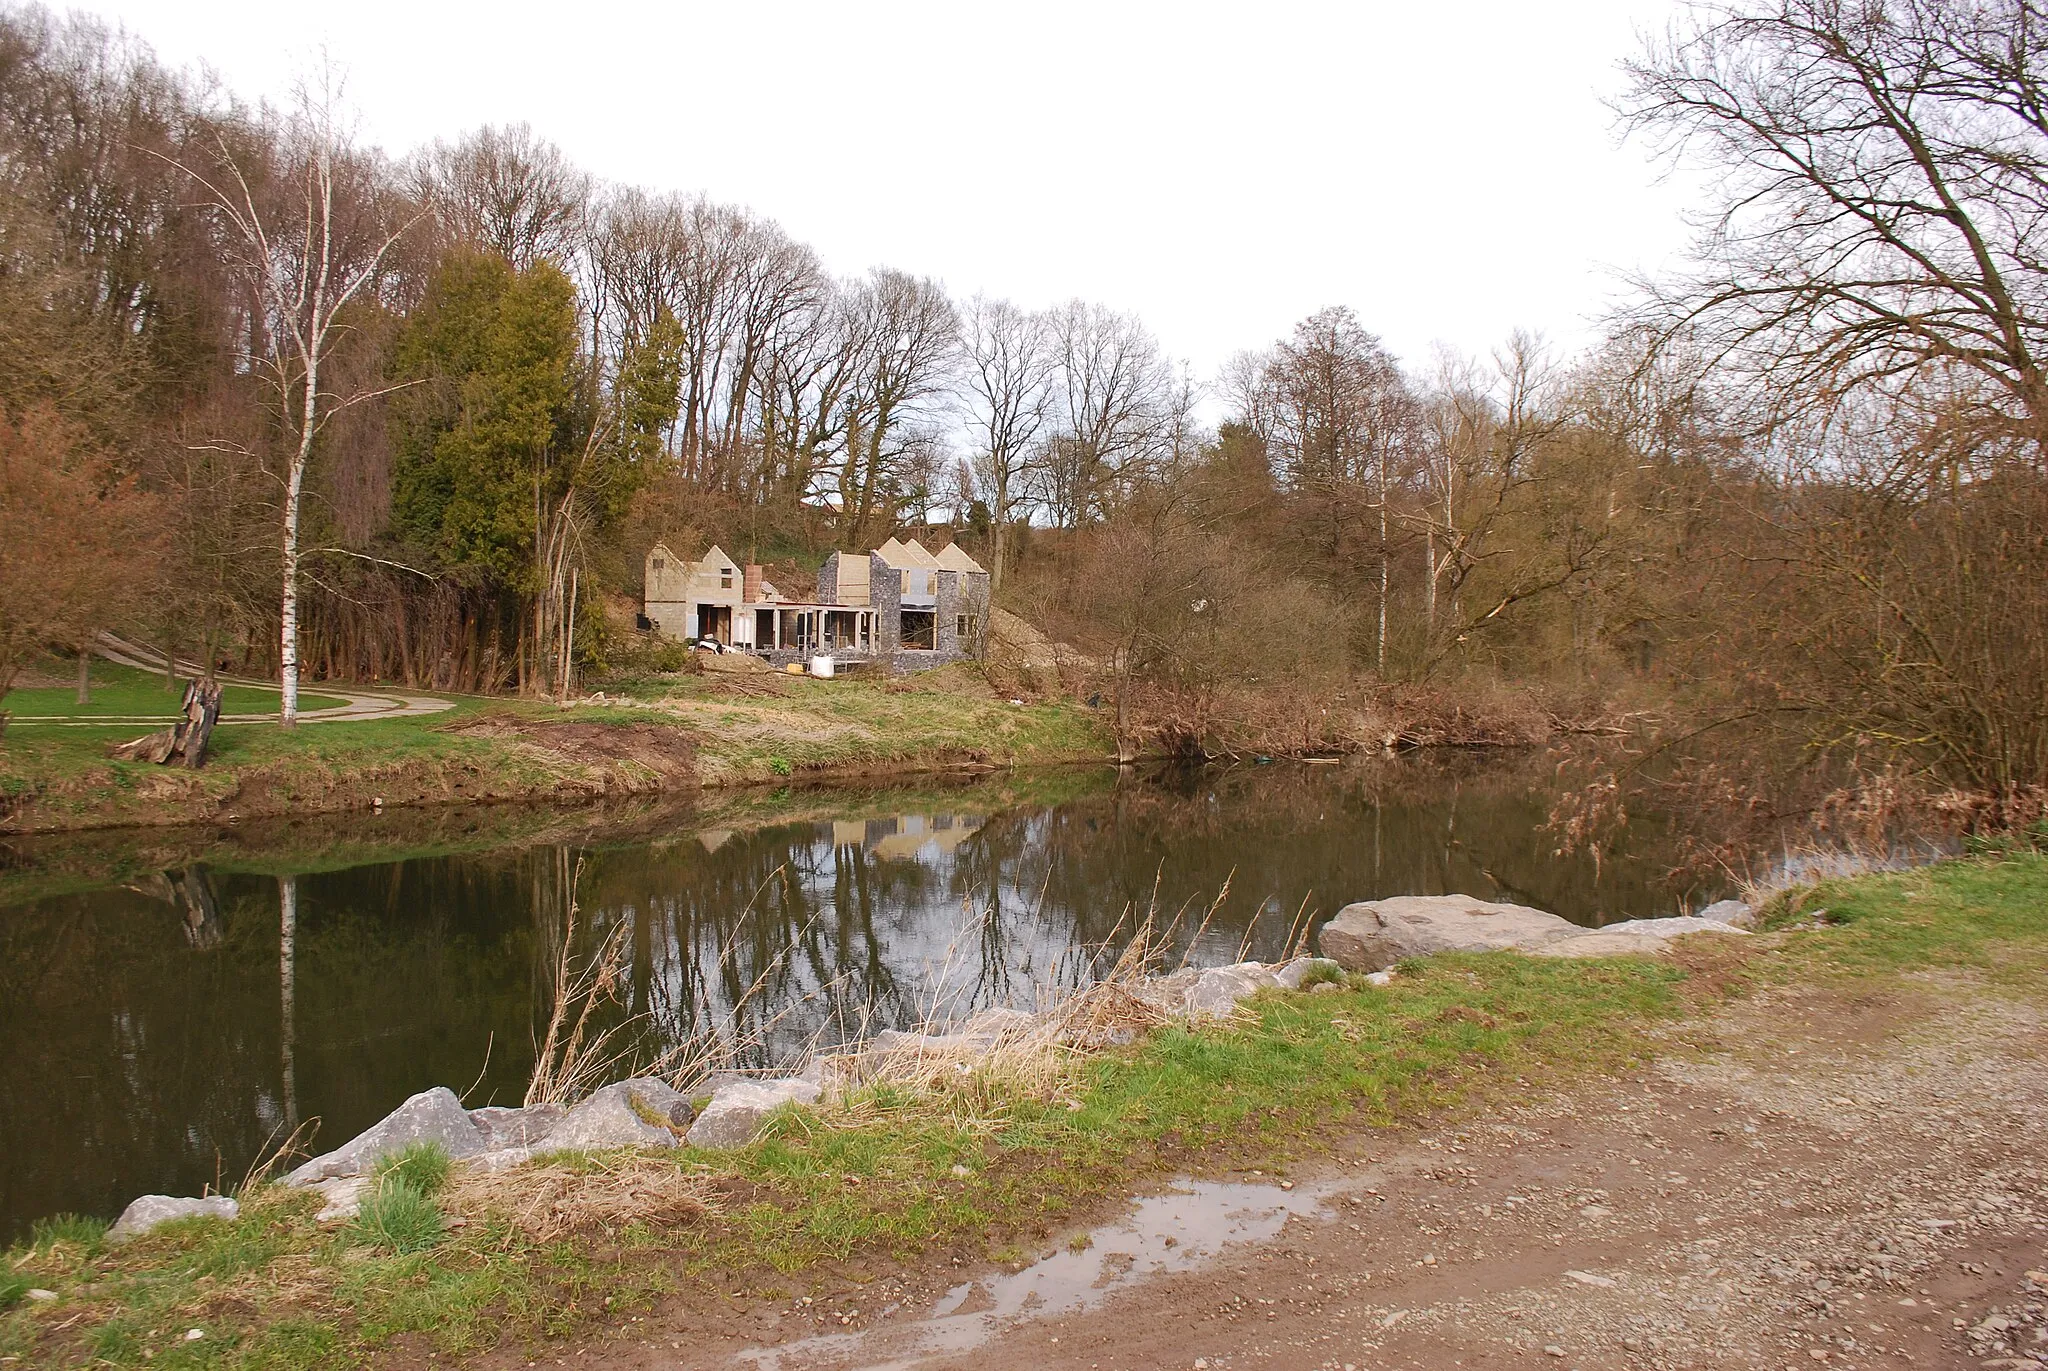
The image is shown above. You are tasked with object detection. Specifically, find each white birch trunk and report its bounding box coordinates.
[279,874,298,1130]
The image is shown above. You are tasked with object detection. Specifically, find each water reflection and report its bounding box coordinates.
[0,754,1732,1242]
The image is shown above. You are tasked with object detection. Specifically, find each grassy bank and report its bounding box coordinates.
[0,664,1111,834]
[8,850,2040,1369]
[587,662,1111,785]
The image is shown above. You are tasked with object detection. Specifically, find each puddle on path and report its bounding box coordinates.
[738,1177,1338,1370]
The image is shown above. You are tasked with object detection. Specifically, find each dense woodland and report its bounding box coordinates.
[0,0,2042,821]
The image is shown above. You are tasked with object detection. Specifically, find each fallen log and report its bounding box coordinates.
[107,679,223,768]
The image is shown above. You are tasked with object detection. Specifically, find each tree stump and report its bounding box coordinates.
[107,679,223,768]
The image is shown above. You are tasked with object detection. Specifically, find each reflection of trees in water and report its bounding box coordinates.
[532,754,1723,1070]
[557,750,1728,1065]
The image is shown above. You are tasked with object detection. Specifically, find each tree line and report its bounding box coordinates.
[0,0,2041,815]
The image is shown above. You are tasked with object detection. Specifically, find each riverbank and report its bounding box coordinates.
[5,847,2039,1369]
[0,665,1112,834]
[0,652,1624,835]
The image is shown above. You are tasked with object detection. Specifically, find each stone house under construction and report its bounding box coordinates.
[642,538,989,673]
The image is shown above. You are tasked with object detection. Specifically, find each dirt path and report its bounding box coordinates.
[520,970,2048,1371]
[78,634,455,724]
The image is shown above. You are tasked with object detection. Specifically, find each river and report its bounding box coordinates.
[0,752,1741,1243]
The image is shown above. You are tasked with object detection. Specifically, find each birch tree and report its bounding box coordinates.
[168,78,413,724]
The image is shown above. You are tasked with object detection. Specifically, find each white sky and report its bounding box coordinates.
[88,0,1701,382]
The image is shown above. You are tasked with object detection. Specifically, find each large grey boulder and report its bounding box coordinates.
[685,1077,823,1149]
[1318,895,1580,971]
[468,1104,564,1150]
[1696,899,1759,929]
[1588,914,1750,939]
[109,1194,238,1242]
[1535,915,1750,959]
[1185,962,1279,1019]
[542,1078,693,1152]
[285,1086,486,1185]
[873,1027,989,1056]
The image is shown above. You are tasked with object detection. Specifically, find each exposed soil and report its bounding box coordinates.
[453,970,2048,1371]
[445,717,700,790]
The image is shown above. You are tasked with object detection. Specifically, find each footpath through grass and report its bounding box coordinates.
[5,850,2041,1370]
[1,661,347,720]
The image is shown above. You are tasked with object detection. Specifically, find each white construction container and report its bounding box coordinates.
[808,654,835,679]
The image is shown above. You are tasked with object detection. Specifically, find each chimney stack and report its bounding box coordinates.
[743,564,763,604]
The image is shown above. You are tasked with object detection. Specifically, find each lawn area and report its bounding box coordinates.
[603,663,1111,784]
[9,847,2039,1370]
[0,695,562,830]
[1,661,345,720]
[2,662,1110,831]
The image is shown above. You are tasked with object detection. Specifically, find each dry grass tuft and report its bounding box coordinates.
[447,1154,715,1244]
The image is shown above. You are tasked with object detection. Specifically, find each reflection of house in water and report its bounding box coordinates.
[867,814,983,862]
[642,538,989,674]
[825,813,985,860]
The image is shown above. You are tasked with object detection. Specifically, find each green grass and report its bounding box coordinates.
[29,1213,109,1254]
[369,1142,454,1198]
[1763,847,2048,987]
[612,665,1112,785]
[348,1179,447,1254]
[2,661,345,719]
[0,694,577,831]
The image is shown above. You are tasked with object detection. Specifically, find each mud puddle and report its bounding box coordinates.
[739,1177,1339,1370]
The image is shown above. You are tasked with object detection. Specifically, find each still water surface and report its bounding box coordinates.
[0,754,1738,1242]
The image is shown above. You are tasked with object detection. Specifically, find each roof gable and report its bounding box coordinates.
[933,543,985,574]
[876,537,941,569]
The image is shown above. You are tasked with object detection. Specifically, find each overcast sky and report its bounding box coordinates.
[87,0,1700,381]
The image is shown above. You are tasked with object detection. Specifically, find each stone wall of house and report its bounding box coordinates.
[961,571,990,654]
[934,570,961,656]
[818,552,842,606]
[869,553,902,656]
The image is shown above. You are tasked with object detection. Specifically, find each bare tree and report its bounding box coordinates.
[1036,301,1177,527]
[1620,0,2048,451]
[1413,333,1567,653]
[959,295,1053,592]
[1246,306,1417,671]
[832,269,958,546]
[1623,0,2048,803]
[0,405,161,716]
[414,122,589,270]
[166,75,414,724]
